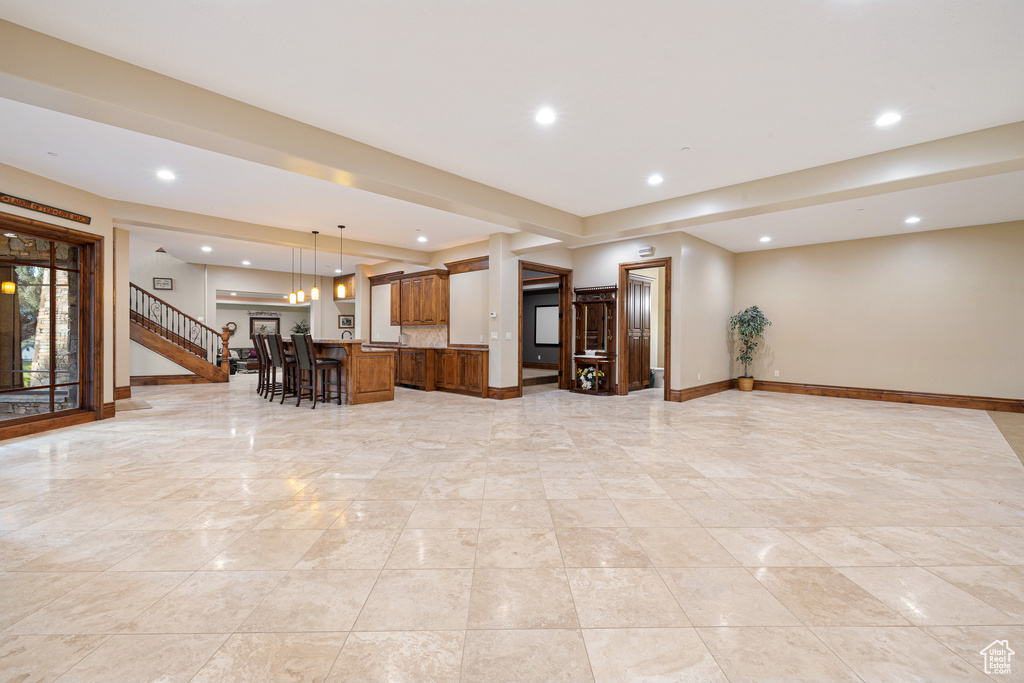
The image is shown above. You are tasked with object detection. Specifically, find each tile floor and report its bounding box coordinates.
[1,376,1022,681]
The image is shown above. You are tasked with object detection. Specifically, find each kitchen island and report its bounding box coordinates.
[306,339,395,405]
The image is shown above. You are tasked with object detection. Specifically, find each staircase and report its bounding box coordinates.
[129,283,229,383]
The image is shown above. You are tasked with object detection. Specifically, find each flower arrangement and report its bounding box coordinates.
[576,365,605,391]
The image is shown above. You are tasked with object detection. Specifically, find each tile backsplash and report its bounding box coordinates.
[402,325,447,348]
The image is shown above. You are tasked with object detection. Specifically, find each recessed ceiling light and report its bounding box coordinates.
[904,216,921,224]
[241,260,251,266]
[417,235,428,243]
[201,246,212,252]
[535,108,556,125]
[230,292,237,296]
[3,233,16,238]
[335,269,342,274]
[647,174,664,186]
[875,112,902,127]
[46,152,58,157]
[156,169,176,181]
[759,236,771,243]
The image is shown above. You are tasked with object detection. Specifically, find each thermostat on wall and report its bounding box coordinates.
[490,312,497,318]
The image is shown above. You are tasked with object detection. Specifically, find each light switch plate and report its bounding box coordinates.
[505,332,512,340]
[490,332,498,340]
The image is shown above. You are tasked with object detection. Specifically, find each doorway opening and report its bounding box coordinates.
[617,258,671,400]
[518,261,572,397]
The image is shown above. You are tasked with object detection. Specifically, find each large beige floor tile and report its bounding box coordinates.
[327,631,463,683]
[461,629,594,683]
[582,628,728,683]
[239,569,378,632]
[752,567,910,626]
[191,632,345,683]
[203,529,324,570]
[109,529,244,571]
[294,529,400,569]
[468,568,579,629]
[928,565,1024,621]
[549,501,627,528]
[353,569,473,631]
[406,500,482,528]
[8,571,188,634]
[708,527,827,566]
[632,527,738,567]
[660,567,801,626]
[479,500,553,528]
[811,626,991,682]
[557,527,652,567]
[475,528,563,567]
[566,567,689,628]
[0,634,106,683]
[612,499,699,527]
[328,500,415,529]
[838,566,1019,625]
[697,626,860,682]
[126,570,284,633]
[780,526,914,566]
[55,633,228,683]
[385,528,478,568]
[0,571,98,631]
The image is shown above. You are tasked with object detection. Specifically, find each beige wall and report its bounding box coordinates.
[571,233,735,390]
[369,283,400,343]
[734,221,1024,399]
[0,163,116,404]
[449,269,488,345]
[113,228,131,390]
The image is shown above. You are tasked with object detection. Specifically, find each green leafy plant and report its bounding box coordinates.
[729,306,772,378]
[291,318,310,334]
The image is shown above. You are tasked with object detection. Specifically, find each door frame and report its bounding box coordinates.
[518,261,572,396]
[617,258,671,400]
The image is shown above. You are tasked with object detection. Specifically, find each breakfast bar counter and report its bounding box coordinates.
[308,339,395,405]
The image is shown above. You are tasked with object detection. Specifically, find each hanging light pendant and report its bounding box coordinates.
[336,225,346,298]
[289,248,297,304]
[310,231,320,300]
[297,245,306,303]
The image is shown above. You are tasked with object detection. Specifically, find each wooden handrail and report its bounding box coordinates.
[129,282,221,337]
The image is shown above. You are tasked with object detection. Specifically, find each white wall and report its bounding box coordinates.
[449,269,488,345]
[129,235,208,321]
[369,283,400,343]
[215,303,310,344]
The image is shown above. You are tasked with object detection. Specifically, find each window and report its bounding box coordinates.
[0,211,103,435]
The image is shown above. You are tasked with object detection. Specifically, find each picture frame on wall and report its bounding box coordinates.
[338,315,354,329]
[152,277,173,291]
[249,317,281,338]
[535,305,559,346]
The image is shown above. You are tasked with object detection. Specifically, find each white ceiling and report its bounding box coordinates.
[0,97,513,251]
[685,171,1024,253]
[127,226,377,276]
[2,0,1021,217]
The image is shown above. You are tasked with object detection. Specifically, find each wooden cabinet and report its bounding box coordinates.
[458,350,485,394]
[397,348,434,390]
[390,281,401,326]
[389,270,450,326]
[435,349,457,390]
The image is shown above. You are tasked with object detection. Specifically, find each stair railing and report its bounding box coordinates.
[129,283,224,364]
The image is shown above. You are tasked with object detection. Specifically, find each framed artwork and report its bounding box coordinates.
[338,315,355,329]
[535,305,559,346]
[249,317,280,338]
[152,277,173,291]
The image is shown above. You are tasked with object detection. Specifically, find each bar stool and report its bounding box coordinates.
[267,334,297,404]
[251,334,269,397]
[292,334,342,408]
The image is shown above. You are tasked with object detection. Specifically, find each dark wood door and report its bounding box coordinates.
[627,274,652,391]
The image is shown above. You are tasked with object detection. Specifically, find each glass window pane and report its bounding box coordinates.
[54,270,79,384]
[56,384,78,412]
[0,265,49,389]
[54,242,79,270]
[0,233,50,266]
[0,388,52,420]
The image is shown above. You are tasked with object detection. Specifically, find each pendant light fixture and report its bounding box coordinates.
[297,245,305,303]
[310,231,320,300]
[289,248,297,305]
[336,225,346,298]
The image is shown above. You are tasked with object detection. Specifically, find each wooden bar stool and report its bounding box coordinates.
[252,334,270,397]
[267,334,297,404]
[292,334,342,408]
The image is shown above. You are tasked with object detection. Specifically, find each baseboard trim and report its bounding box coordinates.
[102,401,116,419]
[523,362,558,370]
[0,410,99,441]
[114,385,132,400]
[753,380,1024,413]
[130,374,213,386]
[488,386,522,400]
[668,379,738,402]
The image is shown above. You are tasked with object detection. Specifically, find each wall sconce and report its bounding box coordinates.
[1,281,14,295]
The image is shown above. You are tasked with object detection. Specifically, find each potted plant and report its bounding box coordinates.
[291,319,311,335]
[576,365,605,392]
[729,305,772,391]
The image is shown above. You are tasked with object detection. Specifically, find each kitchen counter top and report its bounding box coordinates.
[364,344,489,351]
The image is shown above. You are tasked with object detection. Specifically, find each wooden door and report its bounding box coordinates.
[390,281,401,325]
[627,275,652,391]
